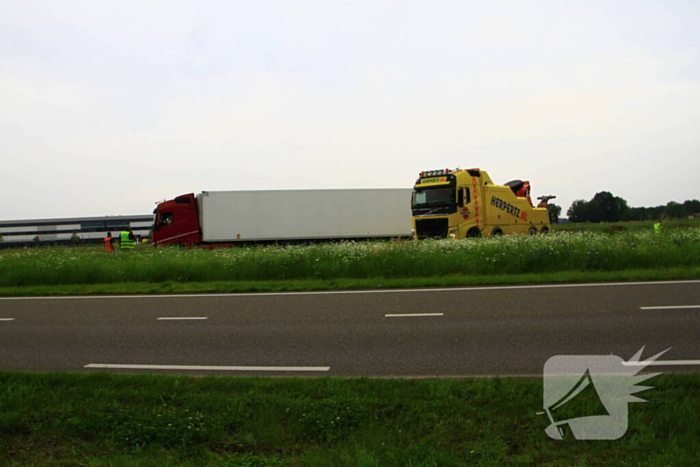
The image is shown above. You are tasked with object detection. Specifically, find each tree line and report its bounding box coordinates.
[566,191,700,223]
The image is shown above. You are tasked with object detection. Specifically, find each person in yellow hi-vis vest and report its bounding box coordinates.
[120,229,136,250]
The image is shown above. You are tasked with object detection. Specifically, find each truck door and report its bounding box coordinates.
[457,186,472,218]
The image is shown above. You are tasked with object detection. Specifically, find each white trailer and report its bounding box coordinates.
[151,188,413,245]
[197,189,412,242]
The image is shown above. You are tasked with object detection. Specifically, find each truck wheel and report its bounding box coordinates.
[466,227,481,238]
[528,227,538,235]
[540,226,550,234]
[491,228,503,237]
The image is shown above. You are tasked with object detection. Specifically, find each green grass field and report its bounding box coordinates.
[1,372,698,466]
[1,229,699,296]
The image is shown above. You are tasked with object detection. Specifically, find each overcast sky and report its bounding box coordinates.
[1,0,698,220]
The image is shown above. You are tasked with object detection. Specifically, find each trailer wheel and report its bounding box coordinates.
[491,228,504,237]
[466,227,481,238]
[540,226,550,234]
[528,227,538,235]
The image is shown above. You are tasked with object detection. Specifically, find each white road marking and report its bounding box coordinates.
[2,279,699,301]
[0,318,15,321]
[157,317,208,320]
[623,360,700,366]
[84,364,330,372]
[385,313,444,318]
[640,305,700,310]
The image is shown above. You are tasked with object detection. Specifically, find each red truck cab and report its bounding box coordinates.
[152,194,201,246]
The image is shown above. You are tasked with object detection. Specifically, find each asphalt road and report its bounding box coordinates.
[0,281,698,377]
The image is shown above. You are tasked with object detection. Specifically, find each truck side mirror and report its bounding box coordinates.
[458,189,464,207]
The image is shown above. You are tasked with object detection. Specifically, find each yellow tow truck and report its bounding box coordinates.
[411,168,554,239]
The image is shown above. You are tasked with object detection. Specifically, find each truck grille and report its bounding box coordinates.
[415,218,448,239]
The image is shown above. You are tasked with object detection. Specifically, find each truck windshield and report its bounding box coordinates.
[412,187,456,215]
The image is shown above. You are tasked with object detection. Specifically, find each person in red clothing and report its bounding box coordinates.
[104,231,114,253]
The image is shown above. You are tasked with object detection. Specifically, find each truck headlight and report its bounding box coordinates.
[448,228,458,239]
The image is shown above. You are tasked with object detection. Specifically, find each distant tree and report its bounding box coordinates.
[587,198,604,222]
[627,206,646,221]
[567,199,589,223]
[568,192,629,223]
[590,191,618,222]
[682,199,700,217]
[569,195,700,222]
[33,235,40,246]
[70,232,80,245]
[665,201,683,219]
[628,200,699,220]
[547,204,562,224]
[615,196,630,222]
[0,232,3,243]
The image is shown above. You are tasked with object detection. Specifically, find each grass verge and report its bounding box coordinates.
[1,372,698,466]
[3,231,700,286]
[0,267,698,296]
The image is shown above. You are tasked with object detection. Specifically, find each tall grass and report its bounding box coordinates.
[1,230,698,287]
